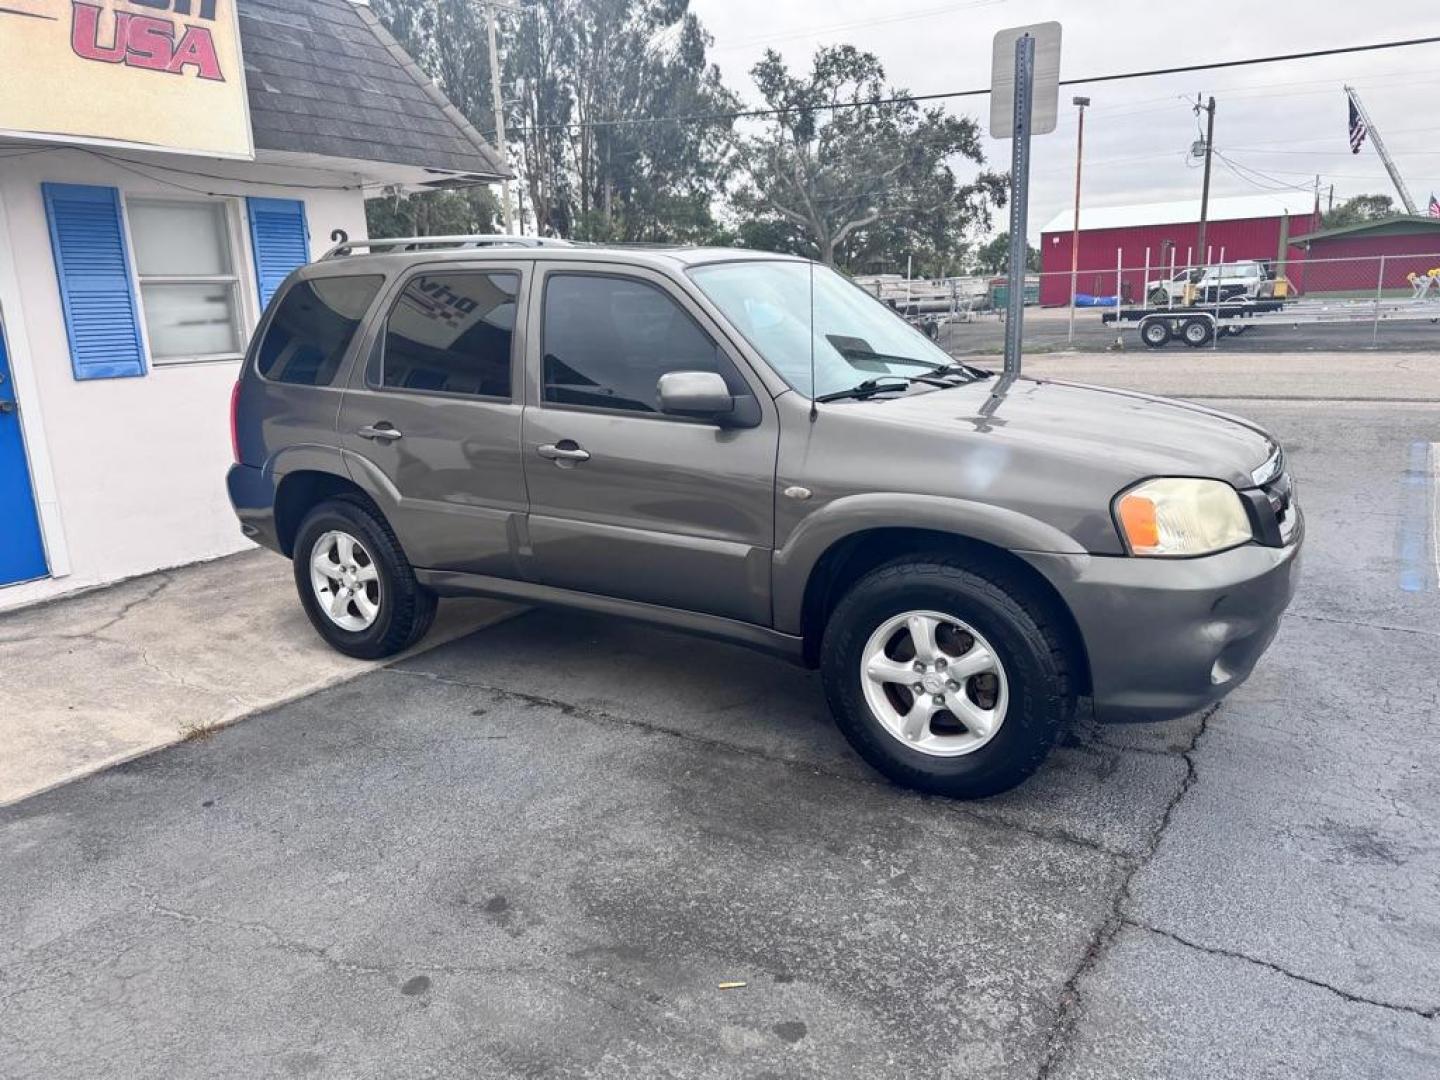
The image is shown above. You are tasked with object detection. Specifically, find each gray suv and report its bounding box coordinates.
[228,240,1302,798]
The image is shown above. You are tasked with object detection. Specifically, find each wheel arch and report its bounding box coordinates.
[274,469,381,558]
[795,526,1092,695]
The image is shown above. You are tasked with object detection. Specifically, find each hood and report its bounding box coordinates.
[873,375,1276,489]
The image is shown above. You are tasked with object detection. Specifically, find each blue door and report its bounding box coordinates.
[0,320,47,586]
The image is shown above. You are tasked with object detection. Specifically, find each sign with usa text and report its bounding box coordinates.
[0,0,252,159]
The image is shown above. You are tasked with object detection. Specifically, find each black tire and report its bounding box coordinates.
[1147,288,1169,306]
[820,557,1074,800]
[293,498,436,660]
[1181,317,1214,347]
[1140,319,1171,349]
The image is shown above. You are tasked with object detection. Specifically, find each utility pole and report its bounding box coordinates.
[483,0,519,234]
[1194,95,1216,268]
[1067,95,1090,345]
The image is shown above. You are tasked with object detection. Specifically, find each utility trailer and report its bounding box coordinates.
[1103,295,1439,349]
[1102,300,1286,349]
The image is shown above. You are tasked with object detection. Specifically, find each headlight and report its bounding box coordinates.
[1114,477,1253,557]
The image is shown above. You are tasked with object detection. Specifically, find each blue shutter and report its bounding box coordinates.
[246,197,310,309]
[42,184,146,381]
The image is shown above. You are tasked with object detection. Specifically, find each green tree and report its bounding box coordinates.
[1322,193,1395,229]
[732,46,1004,266]
[365,187,501,239]
[512,0,737,242]
[970,232,1039,275]
[373,0,737,243]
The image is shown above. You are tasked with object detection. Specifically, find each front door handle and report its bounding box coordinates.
[537,441,591,464]
[358,423,403,442]
[0,401,15,415]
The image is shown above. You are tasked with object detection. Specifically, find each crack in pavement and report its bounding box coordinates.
[0,574,174,645]
[1033,702,1219,1080]
[1123,920,1439,1019]
[123,881,545,985]
[1283,611,1440,640]
[378,666,1137,862]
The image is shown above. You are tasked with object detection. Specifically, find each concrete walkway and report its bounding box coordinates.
[0,550,517,805]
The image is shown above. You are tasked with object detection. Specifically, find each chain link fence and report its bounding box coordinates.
[868,251,1440,355]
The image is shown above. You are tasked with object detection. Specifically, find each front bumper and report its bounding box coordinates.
[227,463,283,554]
[1023,513,1303,723]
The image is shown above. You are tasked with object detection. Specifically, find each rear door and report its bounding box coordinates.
[519,264,779,625]
[339,262,529,575]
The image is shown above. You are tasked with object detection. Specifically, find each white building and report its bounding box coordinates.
[0,0,506,610]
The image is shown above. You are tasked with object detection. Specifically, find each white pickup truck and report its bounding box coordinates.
[1146,261,1268,305]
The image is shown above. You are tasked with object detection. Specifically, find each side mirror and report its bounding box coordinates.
[658,371,734,420]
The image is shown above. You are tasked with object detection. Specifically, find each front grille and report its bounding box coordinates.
[1242,461,1297,547]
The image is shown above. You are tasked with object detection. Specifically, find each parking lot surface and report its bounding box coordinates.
[2,360,1437,1078]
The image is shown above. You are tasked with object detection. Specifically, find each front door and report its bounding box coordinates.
[339,263,530,576]
[521,266,778,626]
[0,316,47,587]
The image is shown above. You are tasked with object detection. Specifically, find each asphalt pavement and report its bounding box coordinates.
[2,360,1437,1078]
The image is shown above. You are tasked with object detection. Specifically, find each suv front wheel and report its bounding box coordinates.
[820,558,1073,799]
[293,499,436,660]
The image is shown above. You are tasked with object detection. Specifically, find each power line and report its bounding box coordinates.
[501,33,1440,134]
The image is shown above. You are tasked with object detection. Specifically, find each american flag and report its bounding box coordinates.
[1348,96,1368,155]
[1430,193,1440,219]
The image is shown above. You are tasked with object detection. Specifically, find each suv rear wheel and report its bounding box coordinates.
[293,499,436,659]
[820,558,1073,799]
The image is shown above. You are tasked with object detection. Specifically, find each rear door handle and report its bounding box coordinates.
[0,401,15,415]
[358,423,403,442]
[537,442,591,464]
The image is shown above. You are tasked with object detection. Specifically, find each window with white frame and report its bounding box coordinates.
[127,198,244,364]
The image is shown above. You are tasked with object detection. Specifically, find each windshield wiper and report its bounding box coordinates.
[814,377,913,403]
[926,362,995,383]
[838,348,994,386]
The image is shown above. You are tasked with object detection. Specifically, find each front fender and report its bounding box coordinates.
[771,493,1088,635]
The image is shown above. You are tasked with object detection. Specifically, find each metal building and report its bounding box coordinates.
[1038,195,1320,307]
[1290,216,1440,293]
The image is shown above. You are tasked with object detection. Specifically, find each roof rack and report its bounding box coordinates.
[320,234,572,260]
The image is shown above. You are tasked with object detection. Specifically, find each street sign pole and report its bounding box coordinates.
[1003,33,1035,376]
[991,21,1058,378]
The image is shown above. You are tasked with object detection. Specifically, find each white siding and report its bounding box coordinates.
[0,149,369,610]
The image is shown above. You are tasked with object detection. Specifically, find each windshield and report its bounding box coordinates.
[689,261,954,400]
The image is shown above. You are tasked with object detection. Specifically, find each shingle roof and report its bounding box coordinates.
[239,0,508,178]
[1291,215,1440,245]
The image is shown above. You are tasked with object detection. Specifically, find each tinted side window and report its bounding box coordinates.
[381,272,518,398]
[257,275,383,386]
[542,274,741,414]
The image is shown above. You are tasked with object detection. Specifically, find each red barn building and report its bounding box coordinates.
[1038,195,1320,307]
[1289,216,1440,294]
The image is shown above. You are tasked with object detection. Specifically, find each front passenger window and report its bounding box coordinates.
[542,274,743,413]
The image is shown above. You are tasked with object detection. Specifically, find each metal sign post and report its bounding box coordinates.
[1002,34,1035,375]
[991,22,1061,377]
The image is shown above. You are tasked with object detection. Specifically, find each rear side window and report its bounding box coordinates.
[256,275,383,386]
[542,274,740,413]
[380,271,518,398]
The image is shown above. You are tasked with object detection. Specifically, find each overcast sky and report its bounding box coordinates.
[689,0,1440,240]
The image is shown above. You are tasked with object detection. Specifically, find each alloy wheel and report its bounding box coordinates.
[859,610,1009,757]
[309,530,382,632]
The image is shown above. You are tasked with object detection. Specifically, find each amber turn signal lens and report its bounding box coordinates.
[1117,493,1160,551]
